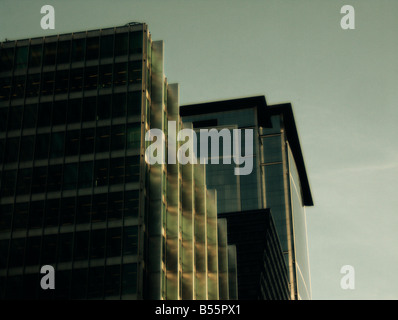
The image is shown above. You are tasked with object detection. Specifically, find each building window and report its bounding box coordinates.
[95,126,110,153]
[112,92,127,118]
[100,35,114,59]
[0,47,14,72]
[85,37,99,61]
[57,40,71,64]
[43,42,57,66]
[122,263,137,295]
[41,71,55,96]
[65,130,80,156]
[82,96,96,122]
[47,164,62,192]
[115,33,128,56]
[15,46,28,70]
[34,133,50,160]
[97,95,111,120]
[55,69,69,94]
[80,128,95,155]
[50,131,65,158]
[78,161,93,189]
[31,166,47,194]
[28,44,42,68]
[129,31,143,54]
[16,167,32,195]
[7,105,23,131]
[45,199,59,228]
[63,163,78,190]
[67,98,82,124]
[1,170,17,197]
[106,227,122,257]
[5,137,20,163]
[71,38,86,62]
[23,104,38,129]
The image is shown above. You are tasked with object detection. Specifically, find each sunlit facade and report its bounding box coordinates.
[0,23,237,300]
[181,97,314,300]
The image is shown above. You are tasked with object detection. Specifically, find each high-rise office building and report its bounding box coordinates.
[0,23,238,300]
[181,96,314,300]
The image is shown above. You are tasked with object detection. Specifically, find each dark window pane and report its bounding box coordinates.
[37,102,52,127]
[52,100,67,126]
[71,38,85,62]
[0,77,11,101]
[99,64,112,89]
[25,236,41,266]
[104,265,120,297]
[78,161,93,189]
[67,98,81,124]
[63,163,78,190]
[1,170,17,196]
[90,229,106,259]
[109,157,125,185]
[45,199,59,227]
[15,46,28,70]
[11,75,25,99]
[115,33,128,56]
[16,167,32,195]
[127,123,141,150]
[4,137,19,163]
[28,44,42,68]
[112,93,126,118]
[92,193,107,223]
[129,31,143,54]
[43,42,57,66]
[28,201,44,229]
[0,139,3,164]
[108,192,123,221]
[31,166,47,194]
[84,66,98,91]
[34,133,50,160]
[0,107,8,131]
[71,269,88,299]
[127,91,141,116]
[82,96,96,122]
[0,47,14,72]
[0,240,9,269]
[80,128,95,155]
[60,197,76,226]
[111,125,126,151]
[100,35,114,59]
[57,40,71,64]
[88,266,104,299]
[65,130,80,156]
[123,226,138,256]
[23,104,37,129]
[0,204,13,232]
[26,73,40,97]
[86,37,99,61]
[41,234,57,265]
[94,159,109,187]
[13,202,29,231]
[125,156,140,183]
[106,227,121,258]
[9,238,25,267]
[128,61,142,84]
[5,275,23,299]
[122,264,137,295]
[114,63,127,87]
[97,95,111,120]
[20,136,34,162]
[58,233,73,263]
[95,126,110,153]
[76,195,91,224]
[50,132,65,158]
[74,231,89,261]
[55,69,69,95]
[47,164,62,192]
[55,270,71,300]
[41,71,55,96]
[124,190,139,219]
[69,68,83,93]
[7,105,23,131]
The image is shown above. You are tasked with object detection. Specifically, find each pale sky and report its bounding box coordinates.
[1,0,397,299]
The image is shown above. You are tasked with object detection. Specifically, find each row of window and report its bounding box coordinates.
[0,31,143,72]
[0,61,142,101]
[0,123,141,165]
[0,263,137,300]
[0,226,138,270]
[0,92,141,133]
[0,189,139,233]
[0,155,140,198]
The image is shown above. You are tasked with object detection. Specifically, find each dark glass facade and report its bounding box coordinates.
[219,209,290,300]
[0,24,145,300]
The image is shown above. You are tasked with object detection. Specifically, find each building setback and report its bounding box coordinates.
[0,23,237,300]
[181,96,314,300]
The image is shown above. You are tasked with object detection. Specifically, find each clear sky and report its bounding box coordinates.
[1,0,397,299]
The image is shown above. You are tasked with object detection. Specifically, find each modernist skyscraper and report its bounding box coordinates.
[181,96,313,300]
[0,23,238,300]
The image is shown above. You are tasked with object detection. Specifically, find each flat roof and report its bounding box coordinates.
[180,96,313,206]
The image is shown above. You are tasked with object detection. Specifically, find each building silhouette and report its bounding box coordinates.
[181,96,314,300]
[0,23,239,300]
